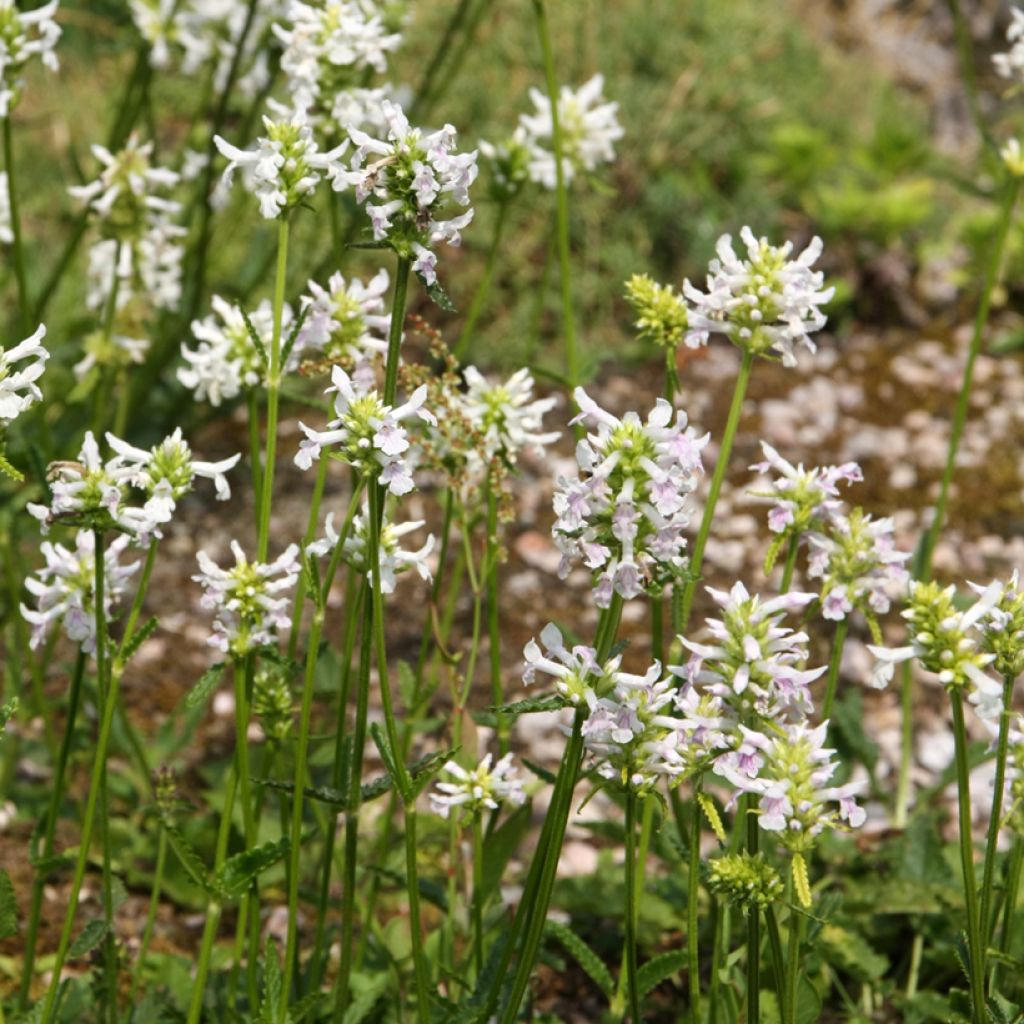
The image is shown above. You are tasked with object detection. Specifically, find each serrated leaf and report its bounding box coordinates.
[425,279,457,312]
[69,918,109,958]
[986,992,1022,1024]
[214,836,290,901]
[636,949,686,998]
[545,919,614,996]
[280,302,311,367]
[184,662,225,709]
[370,722,401,791]
[343,974,389,1024]
[118,616,159,665]
[0,449,24,481]
[0,869,17,939]
[239,307,270,370]
[258,938,282,1023]
[489,694,569,715]
[953,931,971,985]
[819,923,889,982]
[792,853,811,909]
[795,975,823,1024]
[161,820,211,894]
[521,756,557,784]
[698,792,726,844]
[292,990,325,1022]
[409,747,455,799]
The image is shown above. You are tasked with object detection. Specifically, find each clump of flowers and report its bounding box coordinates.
[680,582,823,722]
[969,571,1024,681]
[748,442,862,557]
[106,428,240,523]
[624,273,690,352]
[429,753,526,820]
[308,509,434,594]
[0,324,48,425]
[20,531,139,653]
[523,622,618,707]
[331,100,478,285]
[215,104,349,219]
[478,128,533,202]
[518,74,623,189]
[993,7,1024,82]
[193,541,301,656]
[179,296,295,406]
[295,365,434,496]
[253,665,295,743]
[552,389,708,606]
[683,228,834,367]
[706,852,785,912]
[295,267,391,369]
[807,508,910,636]
[0,0,61,117]
[867,581,1002,715]
[273,0,402,118]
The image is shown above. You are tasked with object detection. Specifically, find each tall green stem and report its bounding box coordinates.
[688,781,702,1024]
[784,894,804,1024]
[257,217,290,562]
[820,619,849,722]
[19,652,87,1009]
[995,833,1023,992]
[472,814,485,978]
[3,116,29,333]
[531,0,579,396]
[130,824,167,1004]
[485,478,508,754]
[951,690,987,1023]
[454,201,509,361]
[746,801,760,1024]
[778,534,799,595]
[624,789,642,1023]
[679,349,754,632]
[383,257,411,406]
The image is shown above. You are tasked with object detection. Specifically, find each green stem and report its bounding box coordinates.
[247,389,264,517]
[472,814,485,978]
[411,0,474,117]
[784,895,804,1024]
[895,658,915,829]
[688,783,702,1024]
[454,201,509,361]
[951,690,987,1023]
[820,618,849,723]
[257,216,291,563]
[3,116,30,333]
[383,256,411,406]
[765,905,787,1016]
[995,833,1023,992]
[746,802,760,1024]
[665,347,679,404]
[778,534,799,595]
[235,655,260,1007]
[186,901,223,1024]
[19,652,87,1010]
[679,350,754,631]
[485,476,508,755]
[130,824,167,1004]
[624,789,643,1023]
[287,454,330,661]
[980,673,1015,954]
[531,0,579,397]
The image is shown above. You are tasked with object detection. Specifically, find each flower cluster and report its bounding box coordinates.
[429,753,526,820]
[295,365,434,495]
[193,541,301,656]
[308,509,433,594]
[0,324,48,426]
[20,531,139,654]
[295,267,391,368]
[273,0,402,120]
[553,389,708,606]
[624,273,690,352]
[69,134,185,315]
[215,105,349,219]
[868,581,1002,715]
[706,852,785,912]
[717,721,865,852]
[517,74,622,189]
[807,508,910,632]
[523,622,617,707]
[683,228,834,366]
[970,571,1024,680]
[332,101,478,284]
[179,296,294,406]
[105,428,240,523]
[680,582,823,722]
[0,0,60,117]
[749,442,862,539]
[478,128,533,202]
[994,7,1024,82]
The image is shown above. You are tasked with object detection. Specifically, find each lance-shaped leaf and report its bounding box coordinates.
[213,836,290,901]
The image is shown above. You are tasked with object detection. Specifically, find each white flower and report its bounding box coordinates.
[21,530,139,653]
[522,621,614,707]
[552,389,708,605]
[0,324,48,424]
[1002,138,1024,178]
[0,0,61,117]
[332,100,478,281]
[994,7,1024,82]
[683,228,834,366]
[968,570,1024,680]
[215,103,349,218]
[73,331,149,382]
[518,74,623,189]
[429,753,526,820]
[294,364,434,495]
[308,508,433,594]
[294,267,391,364]
[193,541,301,656]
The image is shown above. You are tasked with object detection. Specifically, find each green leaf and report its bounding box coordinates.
[0,698,16,736]
[184,662,226,710]
[545,920,614,996]
[0,869,17,939]
[409,747,456,799]
[521,757,557,784]
[213,837,290,901]
[481,802,532,901]
[819,923,889,982]
[425,279,457,312]
[397,659,417,707]
[280,302,311,368]
[795,975,823,1024]
[370,722,402,793]
[239,307,270,370]
[636,949,686,998]
[0,449,25,481]
[258,938,283,1023]
[161,820,211,894]
[489,694,569,715]
[342,974,389,1024]
[69,918,109,959]
[118,616,159,665]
